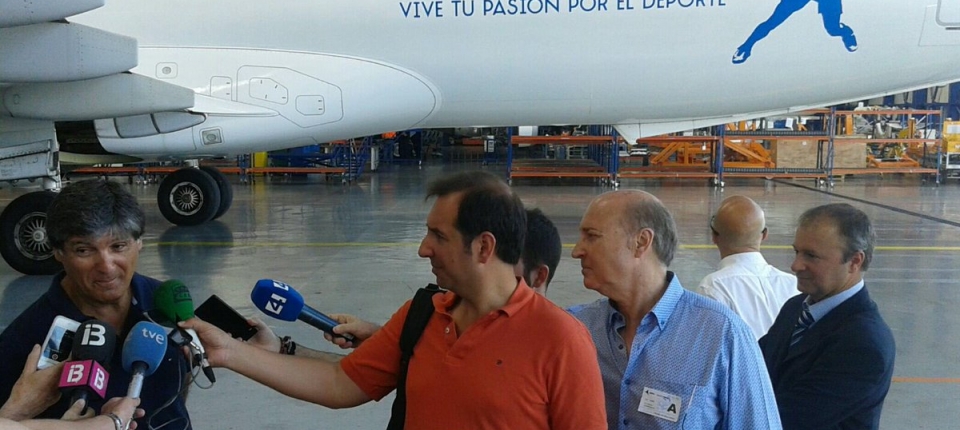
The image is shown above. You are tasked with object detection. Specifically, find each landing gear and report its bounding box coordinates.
[0,191,63,275]
[199,166,233,220]
[157,167,223,226]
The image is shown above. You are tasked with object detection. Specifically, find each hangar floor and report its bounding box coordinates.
[1,164,959,429]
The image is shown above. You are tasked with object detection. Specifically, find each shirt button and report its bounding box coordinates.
[623,419,629,425]
[625,379,631,386]
[618,344,624,350]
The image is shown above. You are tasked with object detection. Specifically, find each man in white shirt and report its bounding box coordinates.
[698,195,797,339]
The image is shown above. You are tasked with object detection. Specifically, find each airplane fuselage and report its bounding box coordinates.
[64,0,960,156]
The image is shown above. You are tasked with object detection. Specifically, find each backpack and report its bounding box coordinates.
[386,283,443,430]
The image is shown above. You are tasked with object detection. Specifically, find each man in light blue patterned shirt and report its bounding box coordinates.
[567,190,782,430]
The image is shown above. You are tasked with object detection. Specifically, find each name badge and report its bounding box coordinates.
[638,386,682,422]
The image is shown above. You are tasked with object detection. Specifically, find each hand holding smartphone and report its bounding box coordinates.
[194,295,258,341]
[38,316,80,369]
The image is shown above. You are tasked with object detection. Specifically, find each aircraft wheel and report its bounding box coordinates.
[0,191,63,275]
[158,168,222,226]
[199,166,233,220]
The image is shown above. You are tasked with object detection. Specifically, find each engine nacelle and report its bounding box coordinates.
[0,22,136,83]
[0,0,104,28]
[2,73,194,121]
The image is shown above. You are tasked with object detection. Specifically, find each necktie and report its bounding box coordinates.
[790,302,814,347]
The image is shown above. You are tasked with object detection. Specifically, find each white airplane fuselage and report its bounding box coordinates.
[67,0,960,158]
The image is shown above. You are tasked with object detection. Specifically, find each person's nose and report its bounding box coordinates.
[571,240,584,259]
[418,237,431,258]
[93,250,116,273]
[790,255,803,274]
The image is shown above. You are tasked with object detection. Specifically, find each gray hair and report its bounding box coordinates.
[621,197,678,266]
[46,179,145,249]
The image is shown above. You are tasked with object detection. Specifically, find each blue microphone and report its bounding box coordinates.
[250,279,354,342]
[122,321,168,398]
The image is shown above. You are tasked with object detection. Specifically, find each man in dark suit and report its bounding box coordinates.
[759,203,895,430]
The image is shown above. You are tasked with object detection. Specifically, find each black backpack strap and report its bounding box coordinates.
[386,283,442,430]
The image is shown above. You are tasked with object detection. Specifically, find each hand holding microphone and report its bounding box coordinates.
[250,279,355,342]
[58,320,116,415]
[122,321,168,398]
[320,313,381,349]
[153,280,215,383]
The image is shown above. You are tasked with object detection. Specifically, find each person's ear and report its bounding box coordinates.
[634,228,653,258]
[531,265,550,292]
[847,250,865,272]
[475,232,496,263]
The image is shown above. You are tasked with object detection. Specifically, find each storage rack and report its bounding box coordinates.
[615,108,944,186]
[70,137,374,184]
[506,131,618,184]
[828,108,942,184]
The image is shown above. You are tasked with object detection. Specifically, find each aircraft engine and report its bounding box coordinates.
[0,0,103,27]
[0,22,136,83]
[3,74,194,121]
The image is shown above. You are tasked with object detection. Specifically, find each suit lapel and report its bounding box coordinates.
[783,288,873,362]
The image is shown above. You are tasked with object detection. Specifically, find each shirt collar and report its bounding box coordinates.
[436,277,534,317]
[500,278,534,316]
[718,251,766,269]
[805,279,864,322]
[606,271,685,331]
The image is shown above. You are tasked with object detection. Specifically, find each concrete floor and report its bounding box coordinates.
[2,164,959,429]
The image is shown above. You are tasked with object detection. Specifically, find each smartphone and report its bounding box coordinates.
[195,294,258,341]
[38,316,81,369]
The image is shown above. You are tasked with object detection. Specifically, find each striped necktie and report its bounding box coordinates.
[790,302,815,347]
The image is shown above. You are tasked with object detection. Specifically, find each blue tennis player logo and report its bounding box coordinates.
[733,0,857,64]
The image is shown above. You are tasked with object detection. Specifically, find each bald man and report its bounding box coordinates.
[698,195,797,339]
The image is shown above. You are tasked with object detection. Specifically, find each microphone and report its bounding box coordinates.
[121,321,168,398]
[58,320,116,413]
[153,280,215,383]
[250,279,355,342]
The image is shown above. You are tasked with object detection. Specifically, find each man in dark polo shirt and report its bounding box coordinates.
[0,179,192,429]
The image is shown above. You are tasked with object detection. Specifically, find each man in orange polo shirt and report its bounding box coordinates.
[185,171,606,429]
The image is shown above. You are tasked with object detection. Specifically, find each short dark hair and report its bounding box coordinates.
[798,203,874,271]
[523,208,562,284]
[426,171,526,265]
[621,197,678,266]
[46,179,145,249]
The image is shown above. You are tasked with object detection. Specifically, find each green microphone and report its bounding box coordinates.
[153,280,215,382]
[154,280,195,323]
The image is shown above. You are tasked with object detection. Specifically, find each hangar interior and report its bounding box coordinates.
[4,84,960,428]
[2,162,960,428]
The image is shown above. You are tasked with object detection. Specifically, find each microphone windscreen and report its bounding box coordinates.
[72,320,117,366]
[121,321,168,375]
[250,279,305,322]
[154,280,196,322]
